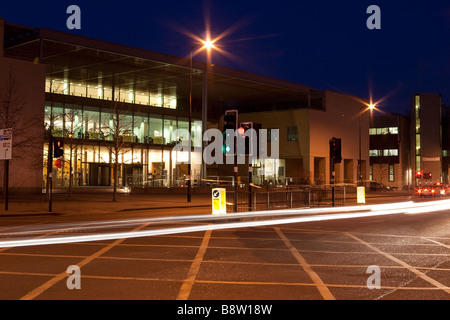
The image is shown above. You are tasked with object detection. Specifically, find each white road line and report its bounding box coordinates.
[19,222,151,300]
[345,232,450,296]
[274,227,335,300]
[176,230,212,300]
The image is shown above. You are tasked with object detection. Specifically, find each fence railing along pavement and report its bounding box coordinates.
[226,185,348,213]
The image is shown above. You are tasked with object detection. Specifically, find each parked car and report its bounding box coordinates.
[417,183,438,198]
[368,181,396,191]
[433,183,450,196]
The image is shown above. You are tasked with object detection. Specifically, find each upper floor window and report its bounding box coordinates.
[287,126,298,141]
[369,127,399,135]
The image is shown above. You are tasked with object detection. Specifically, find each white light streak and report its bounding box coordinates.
[0,200,448,249]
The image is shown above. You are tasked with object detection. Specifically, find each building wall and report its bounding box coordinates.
[310,91,369,184]
[233,90,369,185]
[238,108,310,175]
[0,56,46,194]
[371,163,403,189]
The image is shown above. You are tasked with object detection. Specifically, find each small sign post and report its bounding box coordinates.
[357,186,366,204]
[0,128,12,211]
[212,188,227,215]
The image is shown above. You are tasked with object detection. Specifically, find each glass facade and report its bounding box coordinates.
[44,102,201,188]
[46,78,177,109]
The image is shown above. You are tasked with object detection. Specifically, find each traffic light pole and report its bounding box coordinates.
[4,160,9,211]
[48,136,53,212]
[248,161,252,211]
[330,156,335,207]
[234,158,238,213]
[187,48,193,203]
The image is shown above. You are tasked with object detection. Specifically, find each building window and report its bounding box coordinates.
[369,165,373,181]
[383,149,399,157]
[287,126,298,141]
[389,127,398,134]
[370,150,380,157]
[415,134,421,156]
[370,127,399,135]
[389,164,394,182]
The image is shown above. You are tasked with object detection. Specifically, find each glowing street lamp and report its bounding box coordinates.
[358,103,378,186]
[187,37,218,203]
[202,39,216,50]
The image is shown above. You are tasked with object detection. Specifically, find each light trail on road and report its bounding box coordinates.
[0,199,448,248]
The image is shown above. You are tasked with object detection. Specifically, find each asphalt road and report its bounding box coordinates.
[0,202,449,301]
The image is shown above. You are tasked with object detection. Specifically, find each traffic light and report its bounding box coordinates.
[238,122,259,157]
[416,170,423,179]
[223,110,238,155]
[329,137,342,164]
[53,139,64,158]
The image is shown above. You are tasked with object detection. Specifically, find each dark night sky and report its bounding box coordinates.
[2,0,450,115]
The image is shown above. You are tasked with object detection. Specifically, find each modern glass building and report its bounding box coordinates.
[1,19,316,193]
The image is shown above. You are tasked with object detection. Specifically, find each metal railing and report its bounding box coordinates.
[226,185,347,213]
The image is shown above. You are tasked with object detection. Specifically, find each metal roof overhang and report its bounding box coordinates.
[4,24,315,116]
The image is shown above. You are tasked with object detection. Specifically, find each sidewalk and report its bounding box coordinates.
[0,193,213,216]
[0,191,413,217]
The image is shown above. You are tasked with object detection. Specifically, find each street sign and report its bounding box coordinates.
[212,188,227,215]
[0,128,12,160]
[357,186,366,204]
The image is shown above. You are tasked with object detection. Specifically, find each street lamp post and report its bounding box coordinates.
[358,104,375,186]
[187,40,216,203]
[358,106,363,186]
[187,47,194,203]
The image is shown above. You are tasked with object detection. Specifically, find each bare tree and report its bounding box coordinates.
[0,68,43,198]
[100,100,133,202]
[61,108,83,197]
[0,68,40,159]
[43,82,65,199]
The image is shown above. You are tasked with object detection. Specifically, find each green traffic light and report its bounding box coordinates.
[222,144,231,154]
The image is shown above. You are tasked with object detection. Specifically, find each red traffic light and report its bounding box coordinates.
[238,127,245,135]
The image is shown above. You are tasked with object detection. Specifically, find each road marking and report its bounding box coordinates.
[274,227,335,300]
[19,222,151,300]
[423,237,450,249]
[176,230,211,300]
[345,232,450,295]
[194,279,447,291]
[2,251,450,273]
[0,270,447,292]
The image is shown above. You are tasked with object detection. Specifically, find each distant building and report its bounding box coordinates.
[228,91,370,186]
[411,93,443,184]
[369,113,411,190]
